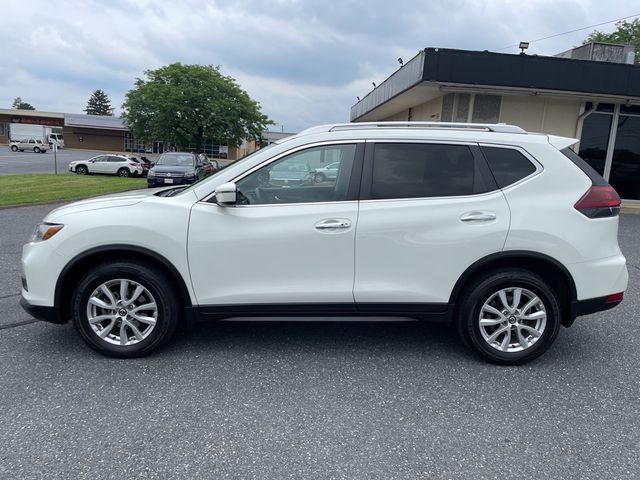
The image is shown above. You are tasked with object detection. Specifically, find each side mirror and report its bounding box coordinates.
[214,182,237,205]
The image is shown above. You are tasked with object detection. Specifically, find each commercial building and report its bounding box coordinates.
[0,109,252,160]
[351,44,640,201]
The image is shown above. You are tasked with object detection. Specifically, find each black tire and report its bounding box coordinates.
[19,149,24,152]
[71,261,180,358]
[117,168,130,177]
[75,165,88,175]
[10,145,18,152]
[456,269,561,365]
[314,172,326,183]
[33,147,40,153]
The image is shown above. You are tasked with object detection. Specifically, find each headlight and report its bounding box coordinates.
[147,170,156,177]
[30,223,64,242]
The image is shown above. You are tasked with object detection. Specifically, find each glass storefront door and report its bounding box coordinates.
[610,114,640,200]
[579,103,640,200]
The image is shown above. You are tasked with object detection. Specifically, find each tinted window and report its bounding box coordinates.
[370,143,490,199]
[108,156,124,162]
[157,153,195,166]
[481,146,536,188]
[236,144,357,205]
[578,113,612,175]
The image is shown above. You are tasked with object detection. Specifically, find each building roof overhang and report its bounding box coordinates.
[351,48,640,121]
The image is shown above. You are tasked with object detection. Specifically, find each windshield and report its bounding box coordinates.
[156,153,195,167]
[177,143,280,195]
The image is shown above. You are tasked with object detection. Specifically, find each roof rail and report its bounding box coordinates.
[328,121,527,134]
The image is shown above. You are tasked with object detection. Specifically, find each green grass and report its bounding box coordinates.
[0,174,147,208]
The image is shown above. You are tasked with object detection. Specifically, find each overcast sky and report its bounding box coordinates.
[0,0,636,132]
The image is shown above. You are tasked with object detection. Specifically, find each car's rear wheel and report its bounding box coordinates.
[117,168,130,177]
[72,261,179,357]
[10,145,18,152]
[75,165,88,175]
[456,269,561,365]
[33,147,40,153]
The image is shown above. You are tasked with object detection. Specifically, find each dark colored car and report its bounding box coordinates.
[147,152,206,188]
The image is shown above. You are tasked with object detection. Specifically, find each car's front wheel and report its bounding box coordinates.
[456,269,561,365]
[71,261,180,357]
[10,145,18,152]
[33,147,40,153]
[75,165,88,175]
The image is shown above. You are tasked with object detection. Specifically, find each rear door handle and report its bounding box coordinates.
[460,211,497,222]
[315,219,352,231]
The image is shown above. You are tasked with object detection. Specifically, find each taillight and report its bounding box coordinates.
[574,185,621,218]
[605,292,624,303]
[129,162,137,166]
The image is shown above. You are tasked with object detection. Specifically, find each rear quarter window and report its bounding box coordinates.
[481,146,537,188]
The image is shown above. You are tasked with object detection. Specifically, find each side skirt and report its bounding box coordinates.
[186,303,453,324]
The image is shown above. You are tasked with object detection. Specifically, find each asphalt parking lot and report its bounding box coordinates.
[1,203,639,479]
[0,146,158,175]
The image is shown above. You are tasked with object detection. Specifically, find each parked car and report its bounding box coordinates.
[312,161,340,183]
[69,154,144,177]
[146,152,206,187]
[21,122,628,364]
[10,139,49,153]
[199,154,220,176]
[268,158,312,185]
[126,156,151,176]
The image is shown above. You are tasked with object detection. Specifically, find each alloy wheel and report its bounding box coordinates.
[86,279,157,346]
[478,287,546,353]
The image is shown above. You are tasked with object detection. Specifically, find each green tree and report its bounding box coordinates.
[11,97,36,110]
[122,63,272,151]
[585,18,640,64]
[84,89,113,115]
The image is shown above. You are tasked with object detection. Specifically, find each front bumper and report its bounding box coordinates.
[20,296,65,324]
[147,176,195,188]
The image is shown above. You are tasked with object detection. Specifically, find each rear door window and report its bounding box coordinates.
[367,143,494,200]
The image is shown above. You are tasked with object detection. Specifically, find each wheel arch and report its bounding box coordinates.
[55,244,193,324]
[449,251,577,327]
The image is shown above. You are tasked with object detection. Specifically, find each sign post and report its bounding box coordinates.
[53,142,58,175]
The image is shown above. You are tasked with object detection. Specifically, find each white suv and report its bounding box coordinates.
[20,122,628,364]
[69,154,144,177]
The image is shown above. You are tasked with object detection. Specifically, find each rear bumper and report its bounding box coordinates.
[20,296,65,324]
[566,294,624,327]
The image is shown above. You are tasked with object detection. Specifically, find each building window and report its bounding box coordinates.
[441,93,501,123]
[0,123,5,136]
[124,133,150,153]
[610,115,640,200]
[472,95,501,123]
[579,113,613,176]
[196,140,229,158]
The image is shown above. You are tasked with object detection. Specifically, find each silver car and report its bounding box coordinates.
[10,139,49,153]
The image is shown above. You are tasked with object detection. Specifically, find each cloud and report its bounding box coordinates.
[0,0,634,131]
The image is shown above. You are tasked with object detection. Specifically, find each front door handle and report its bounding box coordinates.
[315,219,352,231]
[460,211,497,222]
